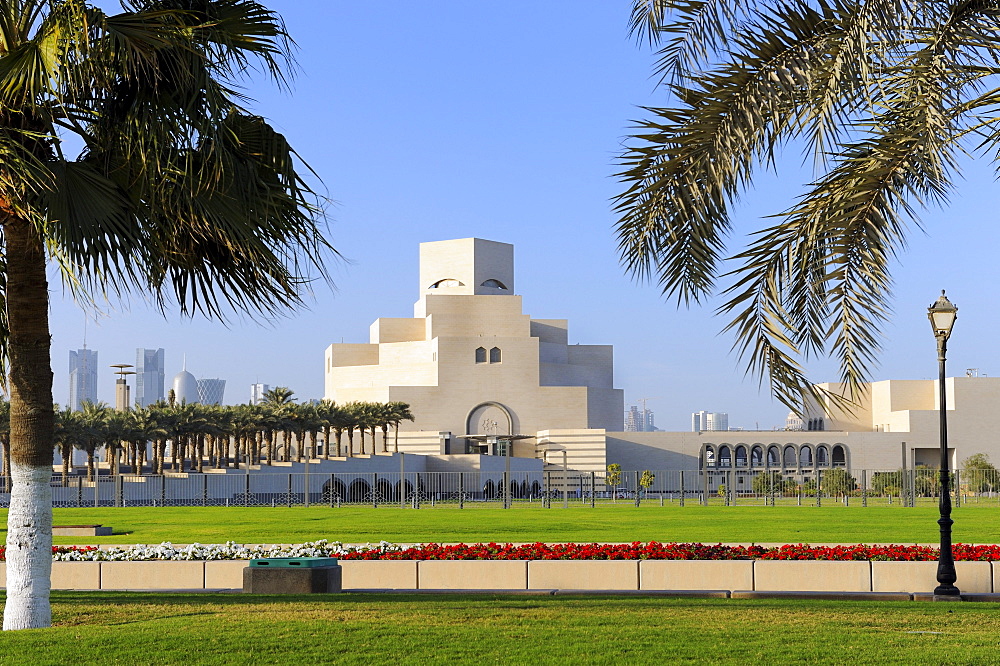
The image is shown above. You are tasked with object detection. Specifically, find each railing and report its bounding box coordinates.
[0,467,994,508]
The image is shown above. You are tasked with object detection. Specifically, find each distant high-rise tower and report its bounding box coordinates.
[624,405,656,432]
[250,383,270,406]
[135,348,165,407]
[69,348,98,411]
[692,411,729,432]
[197,379,226,405]
[172,357,199,404]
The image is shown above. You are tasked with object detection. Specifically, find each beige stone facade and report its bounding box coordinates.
[324,237,1000,477]
[324,238,623,471]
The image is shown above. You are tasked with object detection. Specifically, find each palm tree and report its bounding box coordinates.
[53,408,80,486]
[342,402,363,457]
[616,1,993,410]
[261,387,297,461]
[0,399,9,492]
[77,402,110,482]
[314,399,339,459]
[387,402,415,453]
[0,1,334,629]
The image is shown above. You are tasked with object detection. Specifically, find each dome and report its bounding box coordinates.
[172,369,199,404]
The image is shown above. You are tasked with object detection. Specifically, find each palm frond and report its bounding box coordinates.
[615,2,846,304]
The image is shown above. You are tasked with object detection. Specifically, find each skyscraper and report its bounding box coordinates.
[250,383,270,405]
[624,405,656,432]
[197,378,226,405]
[691,411,729,432]
[135,348,165,407]
[69,348,98,411]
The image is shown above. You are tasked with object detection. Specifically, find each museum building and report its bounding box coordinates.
[324,238,1000,483]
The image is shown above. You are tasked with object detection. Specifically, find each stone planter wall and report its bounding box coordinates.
[0,560,997,593]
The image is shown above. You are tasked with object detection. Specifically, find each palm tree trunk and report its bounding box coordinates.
[3,214,55,630]
[87,451,95,481]
[2,438,11,492]
[334,428,343,457]
[382,426,388,453]
[393,422,400,453]
[61,445,70,486]
[346,428,354,457]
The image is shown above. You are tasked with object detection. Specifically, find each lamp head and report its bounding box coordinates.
[928,290,958,339]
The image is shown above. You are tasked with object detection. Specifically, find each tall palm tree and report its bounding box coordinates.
[0,1,334,629]
[53,407,80,486]
[387,402,414,453]
[261,387,296,461]
[616,0,994,410]
[0,399,9,491]
[77,402,110,482]
[342,401,362,457]
[314,399,338,459]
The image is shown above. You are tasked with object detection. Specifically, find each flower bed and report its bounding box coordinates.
[4,541,999,562]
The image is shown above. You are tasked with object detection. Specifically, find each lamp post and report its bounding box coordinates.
[928,290,960,598]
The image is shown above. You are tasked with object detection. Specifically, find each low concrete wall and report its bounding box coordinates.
[2,560,999,593]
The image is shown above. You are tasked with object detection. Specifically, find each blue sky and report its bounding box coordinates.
[50,1,1000,430]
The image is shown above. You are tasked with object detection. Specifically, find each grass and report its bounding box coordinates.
[1,592,998,664]
[9,503,1000,545]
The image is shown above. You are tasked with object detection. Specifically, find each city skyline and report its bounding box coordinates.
[43,1,1000,430]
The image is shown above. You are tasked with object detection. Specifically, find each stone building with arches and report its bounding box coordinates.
[324,238,622,473]
[324,237,1000,482]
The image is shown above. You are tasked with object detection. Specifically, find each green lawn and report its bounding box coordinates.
[2,592,998,664]
[13,503,1000,545]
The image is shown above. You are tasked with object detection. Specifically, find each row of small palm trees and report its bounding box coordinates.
[0,390,414,485]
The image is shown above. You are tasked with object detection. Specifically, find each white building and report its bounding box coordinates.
[250,383,270,406]
[625,406,655,432]
[692,411,728,432]
[325,238,623,470]
[69,348,98,411]
[135,348,165,407]
[319,237,1000,482]
[172,364,199,405]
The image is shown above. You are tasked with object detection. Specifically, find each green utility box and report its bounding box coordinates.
[249,557,339,568]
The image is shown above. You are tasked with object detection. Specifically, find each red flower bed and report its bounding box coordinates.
[0,546,98,561]
[338,541,1000,562]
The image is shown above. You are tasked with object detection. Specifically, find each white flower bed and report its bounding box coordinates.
[52,540,405,562]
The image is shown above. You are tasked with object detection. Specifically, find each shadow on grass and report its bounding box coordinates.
[23,591,680,610]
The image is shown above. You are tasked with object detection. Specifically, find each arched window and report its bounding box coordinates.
[751,446,764,467]
[475,347,486,363]
[767,445,780,466]
[783,445,797,468]
[429,278,464,288]
[719,445,732,467]
[490,347,501,363]
[799,446,813,467]
[480,279,508,290]
[817,446,830,466]
[483,479,497,499]
[376,478,396,502]
[735,446,748,468]
[347,479,370,503]
[832,445,847,467]
[704,446,716,468]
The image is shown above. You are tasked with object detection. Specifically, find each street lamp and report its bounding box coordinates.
[928,290,959,598]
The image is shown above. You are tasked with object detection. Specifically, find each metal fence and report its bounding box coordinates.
[1,467,999,508]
